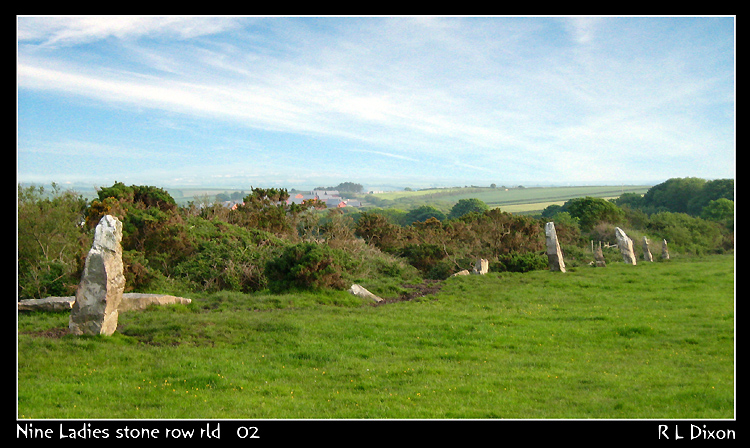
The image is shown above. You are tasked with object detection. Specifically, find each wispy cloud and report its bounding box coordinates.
[17,16,244,47]
[17,16,735,186]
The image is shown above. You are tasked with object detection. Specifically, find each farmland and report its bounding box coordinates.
[364,185,652,214]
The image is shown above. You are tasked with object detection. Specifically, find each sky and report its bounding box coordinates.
[17,16,735,190]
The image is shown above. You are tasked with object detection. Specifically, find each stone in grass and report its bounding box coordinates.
[349,284,383,303]
[19,293,192,312]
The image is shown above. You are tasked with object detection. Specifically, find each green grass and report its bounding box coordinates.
[17,254,734,419]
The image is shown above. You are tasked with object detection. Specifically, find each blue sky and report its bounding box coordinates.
[17,16,735,190]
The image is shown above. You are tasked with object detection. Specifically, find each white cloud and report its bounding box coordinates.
[17,16,243,47]
[561,17,604,45]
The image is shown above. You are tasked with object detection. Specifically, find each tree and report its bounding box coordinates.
[700,198,734,229]
[613,192,645,210]
[688,179,734,216]
[541,204,563,219]
[642,177,706,215]
[404,205,446,223]
[448,198,489,220]
[563,196,625,231]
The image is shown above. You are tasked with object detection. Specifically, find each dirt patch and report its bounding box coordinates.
[20,327,70,339]
[374,280,443,306]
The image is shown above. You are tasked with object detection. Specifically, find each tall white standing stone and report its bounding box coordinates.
[69,215,126,336]
[544,222,566,273]
[615,227,637,265]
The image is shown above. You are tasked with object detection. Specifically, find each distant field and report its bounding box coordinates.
[166,188,242,205]
[368,185,652,214]
[46,184,650,212]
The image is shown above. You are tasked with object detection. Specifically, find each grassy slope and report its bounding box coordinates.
[17,255,733,419]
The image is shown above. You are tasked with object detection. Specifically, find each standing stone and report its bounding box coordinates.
[69,215,126,336]
[642,237,654,262]
[594,241,606,267]
[544,222,566,273]
[472,258,489,275]
[615,227,637,265]
[661,239,670,260]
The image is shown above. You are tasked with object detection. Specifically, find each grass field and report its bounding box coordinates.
[367,185,652,214]
[17,254,733,419]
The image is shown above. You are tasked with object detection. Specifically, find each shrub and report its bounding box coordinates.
[17,183,88,300]
[265,242,356,292]
[172,218,287,293]
[647,211,725,255]
[397,243,445,276]
[494,252,548,273]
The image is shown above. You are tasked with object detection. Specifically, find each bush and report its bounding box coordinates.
[172,218,286,293]
[265,242,356,292]
[647,211,725,255]
[17,184,88,300]
[494,252,548,273]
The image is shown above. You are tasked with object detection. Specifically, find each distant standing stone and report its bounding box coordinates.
[69,215,126,336]
[615,227,637,265]
[642,237,654,262]
[472,258,489,275]
[661,239,670,260]
[594,242,606,267]
[544,222,566,273]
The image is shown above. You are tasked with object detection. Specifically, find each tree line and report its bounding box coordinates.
[17,177,733,302]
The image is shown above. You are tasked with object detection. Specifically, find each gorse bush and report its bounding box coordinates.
[265,242,355,292]
[494,252,549,273]
[17,177,734,300]
[172,218,287,293]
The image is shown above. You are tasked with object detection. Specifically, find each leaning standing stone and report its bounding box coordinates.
[615,227,637,265]
[69,215,126,336]
[642,237,654,262]
[661,239,670,260]
[544,222,566,272]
